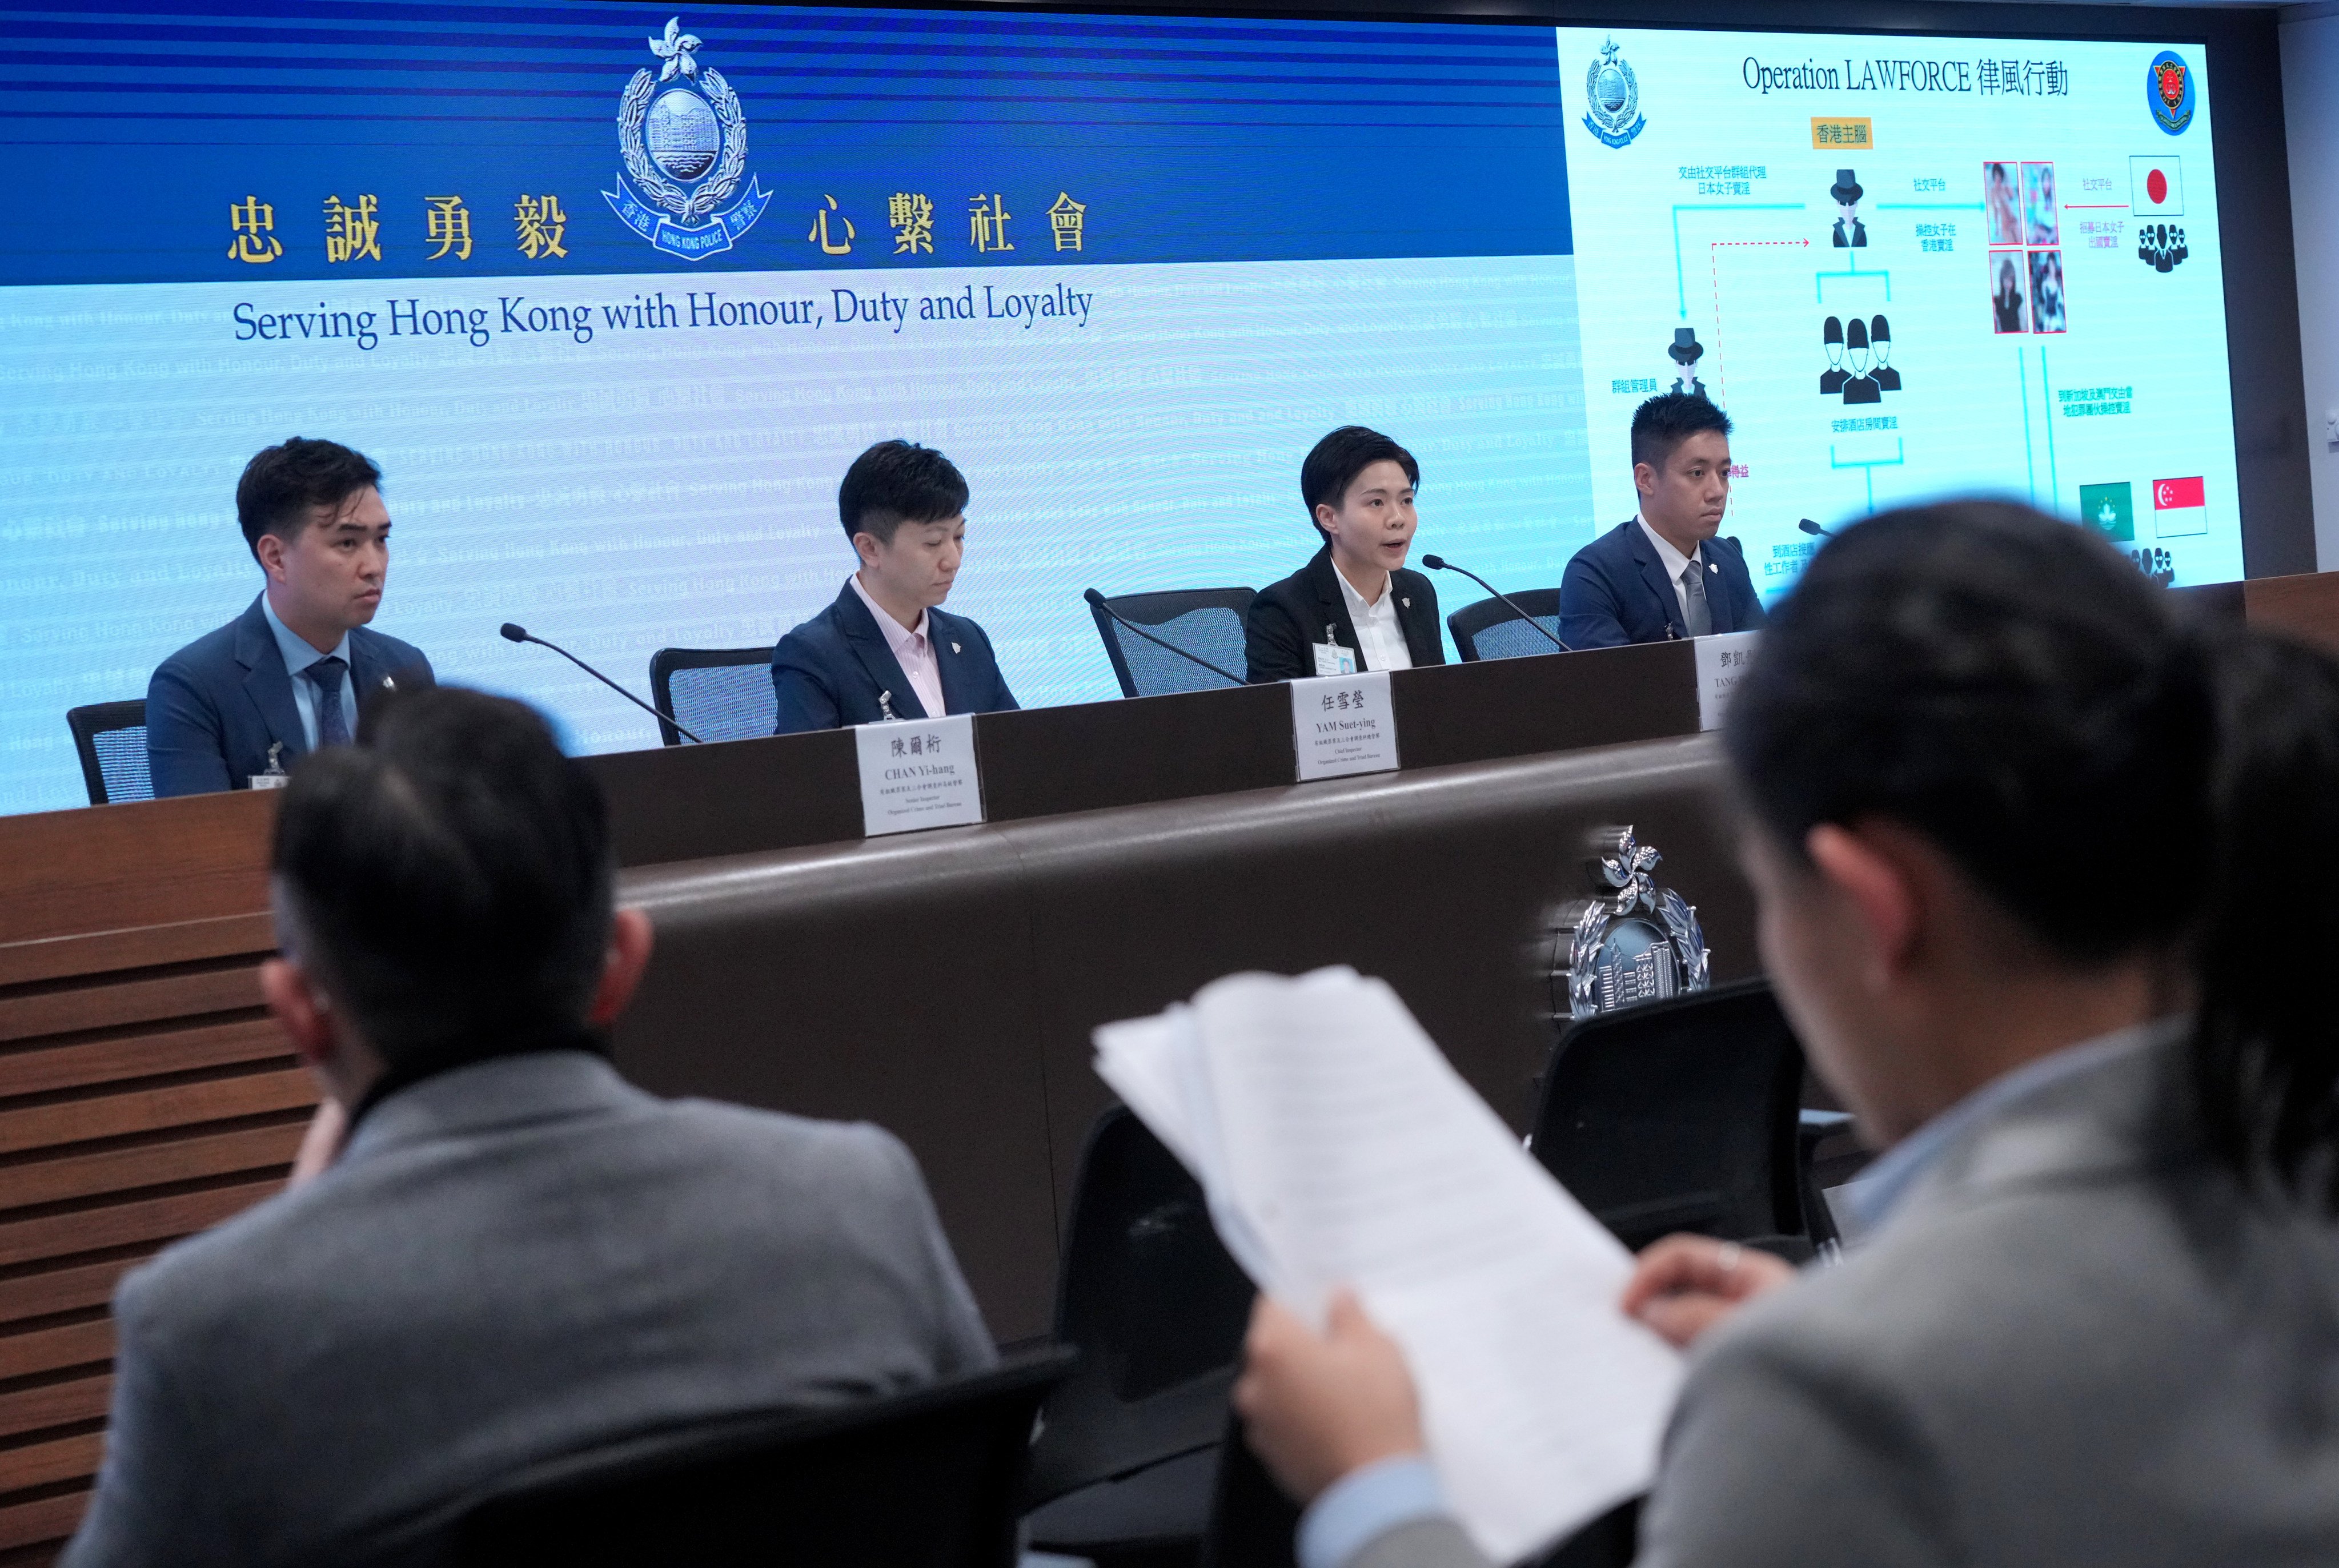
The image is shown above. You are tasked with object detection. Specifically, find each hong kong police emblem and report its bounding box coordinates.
[1582,37,1647,150]
[603,18,773,259]
[1547,825,1710,1019]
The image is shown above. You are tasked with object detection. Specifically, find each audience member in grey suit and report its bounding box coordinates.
[62,689,994,1568]
[1231,501,2339,1568]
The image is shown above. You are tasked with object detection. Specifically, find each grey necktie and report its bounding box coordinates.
[306,656,351,746]
[1680,561,1713,638]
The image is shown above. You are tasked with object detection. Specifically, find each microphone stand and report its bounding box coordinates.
[1418,556,1572,653]
[499,624,707,743]
[1082,590,1247,687]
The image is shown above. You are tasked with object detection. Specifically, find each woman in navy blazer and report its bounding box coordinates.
[771,441,1017,733]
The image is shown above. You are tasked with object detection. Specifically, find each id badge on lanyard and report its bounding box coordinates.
[1313,624,1357,678]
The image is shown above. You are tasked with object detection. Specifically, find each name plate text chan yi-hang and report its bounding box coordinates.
[854,712,985,836]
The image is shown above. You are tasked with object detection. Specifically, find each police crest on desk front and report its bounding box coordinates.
[1551,826,1709,1019]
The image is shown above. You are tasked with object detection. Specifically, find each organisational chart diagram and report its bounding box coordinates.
[1559,27,2241,593]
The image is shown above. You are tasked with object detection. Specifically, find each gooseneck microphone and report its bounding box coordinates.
[499,623,706,744]
[1082,589,1246,688]
[1418,555,1572,653]
[1798,518,1836,539]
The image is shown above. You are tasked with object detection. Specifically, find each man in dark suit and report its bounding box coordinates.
[146,438,434,796]
[772,440,1017,731]
[63,689,993,1567]
[1245,427,1444,682]
[1558,393,1767,649]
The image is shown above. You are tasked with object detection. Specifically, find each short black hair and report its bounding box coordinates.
[1630,393,1732,472]
[271,687,614,1071]
[1300,427,1419,536]
[837,440,969,546]
[236,437,383,563]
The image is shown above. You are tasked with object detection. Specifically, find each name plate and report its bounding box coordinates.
[1695,630,1762,732]
[854,713,985,837]
[1291,672,1399,781]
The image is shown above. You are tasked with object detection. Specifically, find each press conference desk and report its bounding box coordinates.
[0,571,2330,1560]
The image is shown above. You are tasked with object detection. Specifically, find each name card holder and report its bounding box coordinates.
[854,712,985,836]
[1291,671,1399,781]
[1694,630,1761,732]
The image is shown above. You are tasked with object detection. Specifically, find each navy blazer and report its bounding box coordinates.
[770,582,1018,733]
[146,596,435,798]
[1243,545,1444,684]
[1558,519,1768,649]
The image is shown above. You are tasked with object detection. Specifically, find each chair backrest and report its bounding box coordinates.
[1447,589,1564,663]
[648,646,777,745]
[1527,978,1810,1252]
[66,699,152,805]
[438,1349,1076,1568]
[1088,588,1255,697]
[1024,1106,1256,1510]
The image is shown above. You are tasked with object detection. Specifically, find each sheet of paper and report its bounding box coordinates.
[1094,967,1683,1564]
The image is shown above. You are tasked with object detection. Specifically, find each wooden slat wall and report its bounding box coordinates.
[0,793,293,1566]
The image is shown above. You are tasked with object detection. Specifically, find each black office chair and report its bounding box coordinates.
[66,699,153,805]
[1448,590,1564,663]
[1088,589,1254,697]
[1528,978,1832,1255]
[426,1350,1076,1568]
[1024,1107,1257,1565]
[648,646,777,745]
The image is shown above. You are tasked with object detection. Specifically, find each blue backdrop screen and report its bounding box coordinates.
[0,4,2237,812]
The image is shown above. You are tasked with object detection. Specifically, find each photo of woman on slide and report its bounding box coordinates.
[1985,161,2021,244]
[2024,161,2059,245]
[2029,249,2067,332]
[1992,252,2028,333]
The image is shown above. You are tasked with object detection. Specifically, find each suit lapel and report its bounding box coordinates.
[1625,521,1690,639]
[234,596,309,763]
[1305,548,1360,659]
[1391,573,1439,665]
[930,612,976,717]
[835,585,925,719]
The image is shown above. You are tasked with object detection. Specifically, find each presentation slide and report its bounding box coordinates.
[1559,26,2236,600]
[0,4,2237,814]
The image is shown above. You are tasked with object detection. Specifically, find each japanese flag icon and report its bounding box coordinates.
[2130,156,2184,218]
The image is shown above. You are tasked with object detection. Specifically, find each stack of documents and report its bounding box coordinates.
[1094,966,1682,1563]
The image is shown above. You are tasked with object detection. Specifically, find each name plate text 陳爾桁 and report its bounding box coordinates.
[854,712,985,835]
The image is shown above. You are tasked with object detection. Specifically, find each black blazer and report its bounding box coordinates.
[1243,545,1444,684]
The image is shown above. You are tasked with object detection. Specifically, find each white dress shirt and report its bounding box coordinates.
[1635,514,1707,628]
[1330,560,1414,673]
[260,594,357,752]
[848,573,946,718]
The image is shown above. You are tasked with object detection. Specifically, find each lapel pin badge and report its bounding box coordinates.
[951,641,961,654]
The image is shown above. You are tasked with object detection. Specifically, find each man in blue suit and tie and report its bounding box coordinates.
[147,439,435,797]
[771,441,1018,732]
[1559,392,1768,648]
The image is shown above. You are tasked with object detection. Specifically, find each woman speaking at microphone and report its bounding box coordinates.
[1231,500,2339,1567]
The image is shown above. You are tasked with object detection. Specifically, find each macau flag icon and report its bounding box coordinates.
[2080,481,2135,542]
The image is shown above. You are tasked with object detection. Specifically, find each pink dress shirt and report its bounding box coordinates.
[848,573,947,718]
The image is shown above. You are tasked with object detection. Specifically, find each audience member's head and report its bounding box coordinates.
[1727,499,2339,1207]
[263,687,649,1109]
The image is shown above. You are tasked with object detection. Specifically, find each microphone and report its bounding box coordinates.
[1798,518,1836,538]
[1082,589,1245,688]
[499,623,707,744]
[1418,555,1572,653]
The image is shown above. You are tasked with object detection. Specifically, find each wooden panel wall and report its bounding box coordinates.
[0,795,297,1566]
